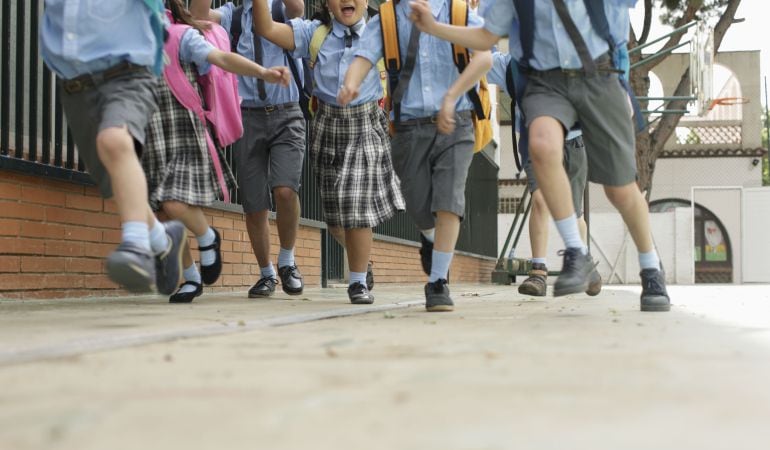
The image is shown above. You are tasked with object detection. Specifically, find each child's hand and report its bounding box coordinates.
[261,66,291,86]
[437,95,456,135]
[337,84,359,106]
[409,0,436,33]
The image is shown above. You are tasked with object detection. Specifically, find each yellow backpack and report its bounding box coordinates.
[380,0,493,152]
[308,24,389,114]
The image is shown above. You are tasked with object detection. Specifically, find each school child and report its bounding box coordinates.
[409,0,671,312]
[339,0,493,312]
[143,0,291,303]
[39,0,186,295]
[190,0,308,298]
[487,51,601,297]
[250,0,405,304]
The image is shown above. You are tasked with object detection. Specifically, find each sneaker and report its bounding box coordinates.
[553,248,594,297]
[518,262,547,296]
[248,276,277,298]
[154,221,187,296]
[278,264,304,295]
[585,260,602,296]
[169,281,203,303]
[419,233,433,276]
[366,262,374,291]
[200,227,222,285]
[348,282,374,304]
[425,278,454,312]
[106,242,156,293]
[640,268,671,312]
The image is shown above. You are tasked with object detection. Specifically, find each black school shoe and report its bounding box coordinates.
[419,234,433,276]
[200,227,222,285]
[348,282,374,304]
[106,242,156,293]
[640,267,671,312]
[154,221,187,296]
[425,278,454,312]
[248,276,277,298]
[553,248,594,297]
[278,264,304,295]
[169,281,203,303]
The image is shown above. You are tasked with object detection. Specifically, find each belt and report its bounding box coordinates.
[395,110,472,127]
[61,62,148,94]
[241,102,297,113]
[524,53,622,77]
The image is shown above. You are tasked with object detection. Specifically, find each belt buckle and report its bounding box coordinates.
[64,79,84,94]
[430,115,438,124]
[264,105,276,113]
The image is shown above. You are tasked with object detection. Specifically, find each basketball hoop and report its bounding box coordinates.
[707,97,750,111]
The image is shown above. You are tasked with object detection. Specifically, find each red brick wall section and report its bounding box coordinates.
[0,169,493,299]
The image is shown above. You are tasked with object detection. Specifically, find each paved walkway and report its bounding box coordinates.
[2,284,770,450]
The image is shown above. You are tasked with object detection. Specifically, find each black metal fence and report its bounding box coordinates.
[0,0,498,283]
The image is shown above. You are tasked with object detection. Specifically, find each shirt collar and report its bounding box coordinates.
[331,17,366,38]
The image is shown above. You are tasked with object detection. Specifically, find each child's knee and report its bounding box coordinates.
[272,186,297,205]
[96,127,133,159]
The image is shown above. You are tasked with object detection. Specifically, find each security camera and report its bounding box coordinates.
[751,158,760,167]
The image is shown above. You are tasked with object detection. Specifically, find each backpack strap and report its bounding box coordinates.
[505,62,522,172]
[266,0,312,118]
[140,0,167,76]
[309,24,332,69]
[513,0,535,69]
[379,1,401,114]
[449,0,485,120]
[230,5,243,53]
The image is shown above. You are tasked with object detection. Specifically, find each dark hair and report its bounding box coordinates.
[165,0,210,31]
[311,3,332,27]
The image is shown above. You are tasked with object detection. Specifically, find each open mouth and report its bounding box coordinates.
[341,5,356,16]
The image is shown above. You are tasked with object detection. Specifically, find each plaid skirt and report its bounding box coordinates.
[309,101,405,229]
[142,66,237,211]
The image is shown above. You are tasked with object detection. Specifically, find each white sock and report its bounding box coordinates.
[421,229,435,243]
[349,271,367,286]
[122,221,150,252]
[429,250,454,282]
[531,257,547,266]
[149,218,169,255]
[554,214,587,254]
[178,263,201,294]
[639,250,661,271]
[278,247,295,268]
[196,227,217,266]
[261,263,276,279]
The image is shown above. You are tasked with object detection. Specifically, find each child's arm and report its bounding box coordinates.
[252,0,296,51]
[190,0,223,24]
[207,50,292,85]
[338,57,374,106]
[437,49,493,134]
[409,0,499,50]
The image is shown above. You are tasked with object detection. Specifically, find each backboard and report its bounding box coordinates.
[690,22,714,116]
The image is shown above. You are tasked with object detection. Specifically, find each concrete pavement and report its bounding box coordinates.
[1,283,770,450]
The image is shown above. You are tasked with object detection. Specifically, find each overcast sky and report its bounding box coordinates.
[629,0,768,107]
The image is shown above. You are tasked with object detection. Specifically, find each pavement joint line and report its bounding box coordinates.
[0,299,426,368]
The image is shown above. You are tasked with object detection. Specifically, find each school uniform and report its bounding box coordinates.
[217,1,306,213]
[289,17,404,228]
[39,0,162,198]
[483,0,638,187]
[355,0,483,231]
[142,28,237,211]
[487,51,587,217]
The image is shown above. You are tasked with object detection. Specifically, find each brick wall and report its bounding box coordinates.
[0,169,494,299]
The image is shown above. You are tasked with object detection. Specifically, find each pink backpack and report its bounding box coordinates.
[164,19,243,202]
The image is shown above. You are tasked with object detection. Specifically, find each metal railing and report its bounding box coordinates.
[1,0,498,285]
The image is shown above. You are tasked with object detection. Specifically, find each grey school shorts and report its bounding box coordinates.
[524,135,588,217]
[58,69,159,198]
[521,62,637,186]
[390,112,475,230]
[235,104,306,213]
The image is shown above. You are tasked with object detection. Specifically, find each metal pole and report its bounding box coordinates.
[764,76,769,149]
[628,20,697,54]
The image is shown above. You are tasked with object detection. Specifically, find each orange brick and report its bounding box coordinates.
[19,222,66,239]
[46,206,118,228]
[222,251,241,264]
[21,185,67,206]
[103,199,119,214]
[84,242,114,258]
[66,257,104,274]
[0,256,20,272]
[64,225,103,242]
[0,201,46,220]
[44,274,85,289]
[65,193,103,212]
[0,181,20,200]
[0,274,43,290]
[223,229,243,242]
[101,229,121,244]
[0,219,20,236]
[21,256,66,273]
[83,274,117,289]
[212,216,233,230]
[0,237,45,255]
[45,241,85,257]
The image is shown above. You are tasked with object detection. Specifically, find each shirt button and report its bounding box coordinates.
[424,86,431,92]
[66,33,76,40]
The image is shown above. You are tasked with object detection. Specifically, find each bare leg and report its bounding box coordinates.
[161,201,209,237]
[245,210,272,268]
[528,190,550,259]
[97,126,150,225]
[273,186,300,251]
[345,228,372,273]
[603,183,654,253]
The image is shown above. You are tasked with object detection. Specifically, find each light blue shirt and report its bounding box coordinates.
[290,17,381,105]
[218,0,299,107]
[40,0,161,79]
[179,28,215,75]
[483,0,637,71]
[355,0,484,120]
